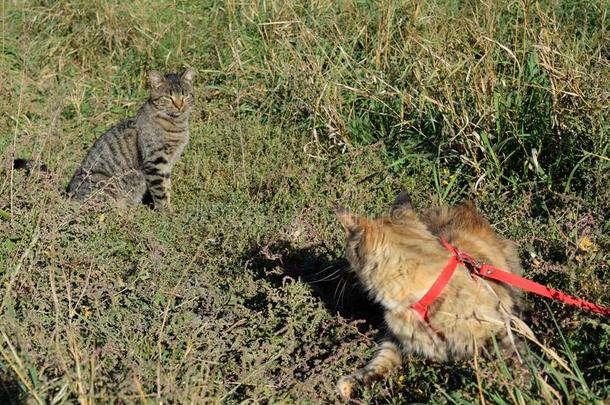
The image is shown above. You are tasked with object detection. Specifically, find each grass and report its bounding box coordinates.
[1,0,609,403]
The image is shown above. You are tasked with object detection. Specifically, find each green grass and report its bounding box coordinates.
[1,0,609,403]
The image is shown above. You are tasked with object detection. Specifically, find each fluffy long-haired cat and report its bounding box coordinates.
[67,69,195,210]
[335,192,525,398]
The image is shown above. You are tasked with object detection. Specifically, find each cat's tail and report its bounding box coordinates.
[12,158,49,175]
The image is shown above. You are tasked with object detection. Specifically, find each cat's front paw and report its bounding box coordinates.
[336,375,358,400]
[155,202,174,214]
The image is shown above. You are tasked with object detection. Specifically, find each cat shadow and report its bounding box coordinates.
[142,190,155,209]
[0,374,25,405]
[240,240,385,333]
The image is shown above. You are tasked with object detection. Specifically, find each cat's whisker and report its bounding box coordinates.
[333,278,346,305]
[336,278,348,307]
[311,265,348,283]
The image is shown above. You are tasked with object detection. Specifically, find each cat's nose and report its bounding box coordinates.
[172,97,184,109]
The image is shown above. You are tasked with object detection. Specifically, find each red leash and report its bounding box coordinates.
[411,237,610,323]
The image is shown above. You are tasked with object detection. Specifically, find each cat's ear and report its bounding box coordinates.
[334,206,365,239]
[390,190,414,218]
[148,71,164,90]
[181,68,195,85]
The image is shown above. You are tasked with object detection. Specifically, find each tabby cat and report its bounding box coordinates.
[335,192,525,398]
[67,69,195,211]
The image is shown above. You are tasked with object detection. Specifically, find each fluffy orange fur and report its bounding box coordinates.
[335,193,524,399]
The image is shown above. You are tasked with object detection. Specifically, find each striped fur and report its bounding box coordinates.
[67,69,195,210]
[335,193,525,399]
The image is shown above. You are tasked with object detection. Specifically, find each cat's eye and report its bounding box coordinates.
[153,97,171,107]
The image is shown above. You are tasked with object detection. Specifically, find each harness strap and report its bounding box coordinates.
[410,237,610,330]
[411,255,460,323]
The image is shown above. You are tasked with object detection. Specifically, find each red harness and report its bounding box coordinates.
[411,237,610,326]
